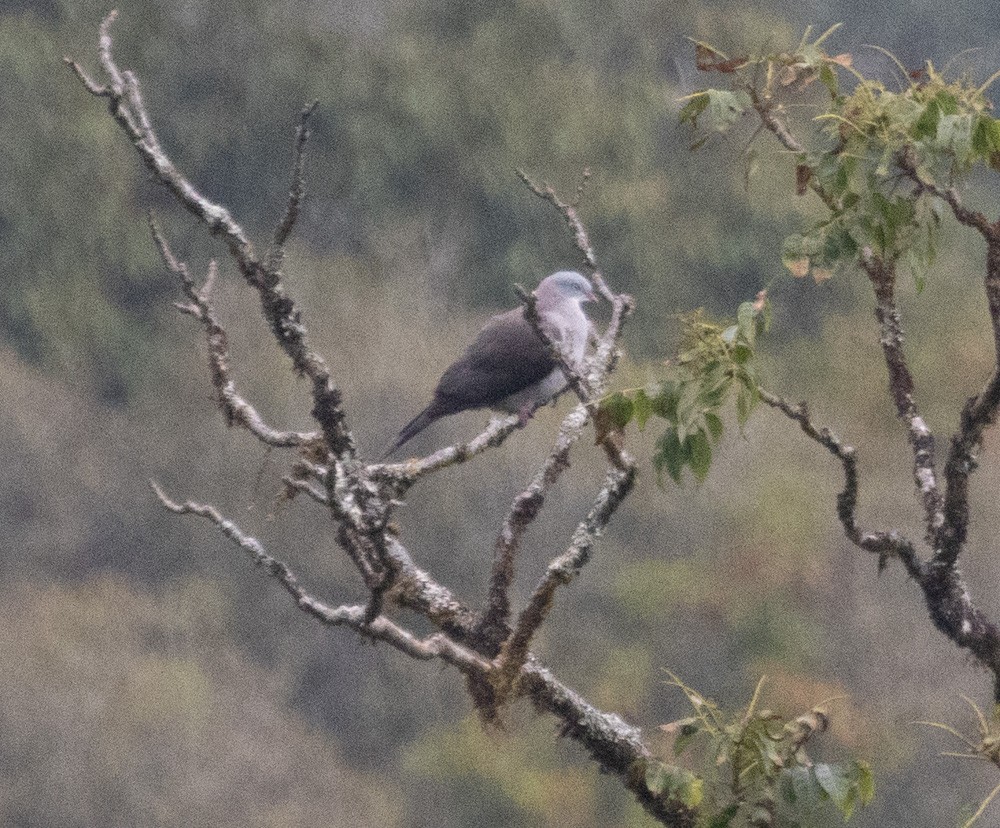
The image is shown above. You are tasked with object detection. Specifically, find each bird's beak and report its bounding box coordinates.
[585,289,598,303]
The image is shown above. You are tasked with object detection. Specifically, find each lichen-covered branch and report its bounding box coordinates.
[898,149,995,239]
[150,217,320,449]
[150,481,488,671]
[270,100,318,260]
[759,389,922,577]
[471,178,636,669]
[476,403,588,652]
[370,414,524,493]
[151,480,692,825]
[759,390,1000,699]
[859,248,944,545]
[933,224,1000,572]
[67,12,354,459]
[75,14,699,825]
[491,461,637,701]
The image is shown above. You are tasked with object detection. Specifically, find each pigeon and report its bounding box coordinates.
[383,270,596,458]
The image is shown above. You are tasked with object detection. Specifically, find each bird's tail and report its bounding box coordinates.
[381,406,437,460]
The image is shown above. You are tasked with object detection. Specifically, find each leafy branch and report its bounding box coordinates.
[596,292,770,484]
[657,674,874,827]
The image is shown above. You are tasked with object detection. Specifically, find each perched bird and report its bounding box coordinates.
[383,270,597,458]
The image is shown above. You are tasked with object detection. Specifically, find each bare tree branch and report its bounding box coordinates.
[859,248,945,545]
[76,16,701,824]
[150,480,488,671]
[476,403,588,651]
[898,149,995,239]
[491,462,637,701]
[370,414,524,491]
[151,477,693,824]
[759,389,922,576]
[67,12,354,459]
[150,217,321,449]
[270,99,319,261]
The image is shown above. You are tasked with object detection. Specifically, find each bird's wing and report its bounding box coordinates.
[433,308,555,413]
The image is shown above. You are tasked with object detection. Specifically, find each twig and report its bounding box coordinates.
[370,414,524,492]
[898,149,995,239]
[860,248,945,545]
[150,480,486,671]
[270,99,319,260]
[476,402,589,651]
[759,389,922,577]
[150,217,320,448]
[68,12,355,459]
[491,461,637,703]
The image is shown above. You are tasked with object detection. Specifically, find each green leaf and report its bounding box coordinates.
[705,411,724,441]
[731,343,753,364]
[634,389,654,430]
[911,97,942,139]
[935,113,974,160]
[819,62,839,99]
[708,803,741,828]
[973,115,1000,164]
[687,429,713,481]
[654,428,687,485]
[682,89,752,134]
[602,392,634,430]
[650,382,680,421]
[855,760,875,805]
[736,384,759,427]
[594,392,634,444]
[644,761,704,808]
[678,92,711,127]
[814,762,860,818]
[788,766,820,805]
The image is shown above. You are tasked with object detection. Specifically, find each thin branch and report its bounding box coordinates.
[936,236,1000,570]
[369,414,524,492]
[270,99,319,259]
[152,477,692,824]
[898,149,995,239]
[150,480,486,672]
[282,475,330,506]
[745,86,841,212]
[758,387,1000,699]
[518,168,601,277]
[937,369,1000,569]
[759,389,922,577]
[491,461,637,701]
[475,402,589,651]
[515,171,636,410]
[68,12,355,459]
[150,217,320,449]
[860,247,945,545]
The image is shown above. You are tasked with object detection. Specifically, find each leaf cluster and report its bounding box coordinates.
[917,697,1000,827]
[682,25,1000,289]
[658,675,875,827]
[595,295,770,484]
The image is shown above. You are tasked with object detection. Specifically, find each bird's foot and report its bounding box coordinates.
[517,403,537,427]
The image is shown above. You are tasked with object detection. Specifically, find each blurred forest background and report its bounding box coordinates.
[7,0,1000,825]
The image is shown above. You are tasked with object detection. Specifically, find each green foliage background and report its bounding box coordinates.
[6,1,1000,825]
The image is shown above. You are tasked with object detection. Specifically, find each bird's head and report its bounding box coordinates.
[536,270,597,305]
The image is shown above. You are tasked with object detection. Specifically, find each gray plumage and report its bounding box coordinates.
[384,271,596,458]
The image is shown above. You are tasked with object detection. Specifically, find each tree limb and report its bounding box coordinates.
[150,217,321,449]
[859,248,945,545]
[67,11,354,459]
[759,389,923,577]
